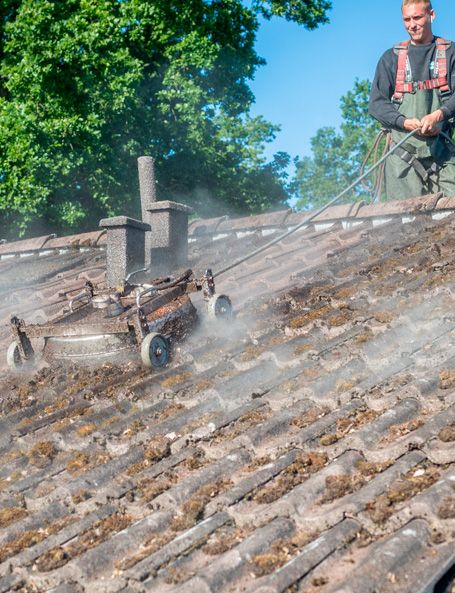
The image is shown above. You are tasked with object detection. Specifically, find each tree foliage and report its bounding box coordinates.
[253,0,331,28]
[0,0,331,238]
[295,79,381,210]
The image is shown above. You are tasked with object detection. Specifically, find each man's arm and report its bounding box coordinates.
[421,43,455,135]
[439,42,455,120]
[369,49,407,131]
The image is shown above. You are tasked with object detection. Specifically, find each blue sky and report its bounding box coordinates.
[249,0,455,161]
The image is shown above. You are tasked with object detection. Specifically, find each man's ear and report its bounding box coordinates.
[430,9,435,23]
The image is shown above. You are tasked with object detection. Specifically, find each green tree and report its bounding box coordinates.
[295,79,382,209]
[253,0,331,27]
[0,0,331,239]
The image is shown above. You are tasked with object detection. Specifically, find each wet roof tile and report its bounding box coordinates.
[0,198,455,593]
[216,210,292,233]
[44,230,106,250]
[0,234,56,256]
[188,216,228,237]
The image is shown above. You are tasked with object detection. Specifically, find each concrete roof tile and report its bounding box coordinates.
[312,202,366,222]
[435,195,455,210]
[357,193,443,218]
[216,210,292,233]
[45,230,106,249]
[0,234,56,256]
[1,201,455,592]
[188,216,228,237]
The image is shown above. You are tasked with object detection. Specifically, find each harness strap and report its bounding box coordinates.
[392,38,451,102]
[390,141,442,182]
[435,38,451,94]
[393,40,411,102]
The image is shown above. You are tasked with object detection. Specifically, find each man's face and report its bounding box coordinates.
[402,3,435,44]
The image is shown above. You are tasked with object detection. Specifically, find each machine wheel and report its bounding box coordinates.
[6,342,22,370]
[141,333,170,369]
[207,294,233,319]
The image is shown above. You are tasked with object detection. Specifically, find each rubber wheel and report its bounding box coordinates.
[141,333,170,369]
[7,342,22,370]
[207,294,233,319]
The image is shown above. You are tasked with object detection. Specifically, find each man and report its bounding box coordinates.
[369,0,455,200]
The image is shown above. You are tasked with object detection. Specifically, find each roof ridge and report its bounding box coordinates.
[2,195,455,256]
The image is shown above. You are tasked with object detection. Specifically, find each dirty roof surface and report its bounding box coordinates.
[0,196,455,593]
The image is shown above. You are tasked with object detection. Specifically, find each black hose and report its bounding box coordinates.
[214,128,422,279]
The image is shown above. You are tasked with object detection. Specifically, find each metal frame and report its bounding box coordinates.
[8,268,225,368]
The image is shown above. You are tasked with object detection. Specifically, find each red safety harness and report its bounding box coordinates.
[392,37,451,102]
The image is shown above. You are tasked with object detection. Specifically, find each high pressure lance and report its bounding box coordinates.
[214,128,425,279]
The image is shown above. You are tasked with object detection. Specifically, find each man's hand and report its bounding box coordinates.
[420,109,444,136]
[403,118,422,131]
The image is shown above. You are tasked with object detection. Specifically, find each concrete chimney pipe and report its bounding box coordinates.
[138,156,157,224]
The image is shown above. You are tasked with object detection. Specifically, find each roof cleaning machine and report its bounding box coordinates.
[7,268,232,370]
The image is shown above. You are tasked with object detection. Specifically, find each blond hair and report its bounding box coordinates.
[402,0,433,10]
